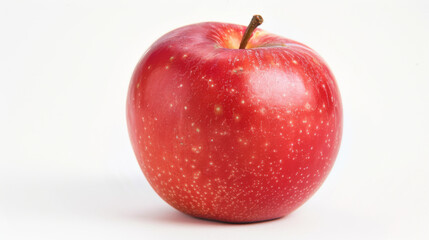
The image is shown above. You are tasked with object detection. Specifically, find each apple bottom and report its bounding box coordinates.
[159,191,318,223]
[190,214,284,224]
[142,165,331,223]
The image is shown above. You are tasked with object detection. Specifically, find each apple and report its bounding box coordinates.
[127,15,342,223]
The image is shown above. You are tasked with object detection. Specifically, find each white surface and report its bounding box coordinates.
[1,0,428,239]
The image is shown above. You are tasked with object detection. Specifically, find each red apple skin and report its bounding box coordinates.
[127,22,342,223]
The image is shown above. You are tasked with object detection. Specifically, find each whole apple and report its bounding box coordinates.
[127,15,342,223]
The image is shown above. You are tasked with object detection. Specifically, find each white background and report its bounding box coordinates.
[1,0,428,239]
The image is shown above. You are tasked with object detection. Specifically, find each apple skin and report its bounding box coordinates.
[127,22,342,223]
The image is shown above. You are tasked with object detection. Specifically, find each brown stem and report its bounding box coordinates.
[239,15,264,49]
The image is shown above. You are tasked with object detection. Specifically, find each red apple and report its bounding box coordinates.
[127,15,342,223]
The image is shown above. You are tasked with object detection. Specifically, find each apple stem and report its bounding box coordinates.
[239,15,264,49]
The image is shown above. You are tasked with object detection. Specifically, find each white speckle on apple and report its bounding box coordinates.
[214,105,223,115]
[191,146,202,154]
[193,171,201,179]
